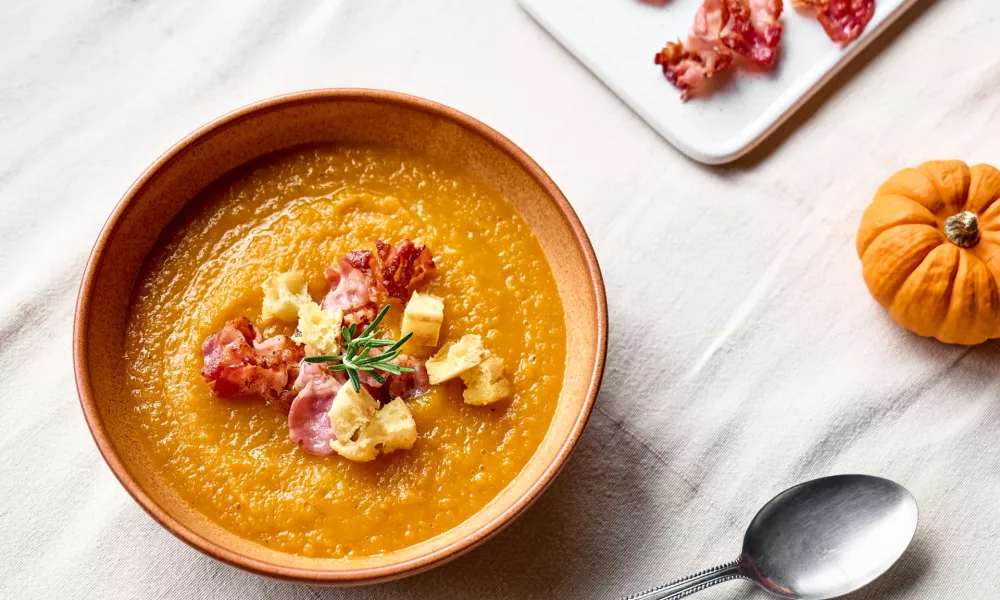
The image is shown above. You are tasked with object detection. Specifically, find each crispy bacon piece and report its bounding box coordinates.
[374,240,436,300]
[287,363,344,456]
[200,317,304,405]
[657,0,783,100]
[792,0,874,44]
[744,0,784,64]
[345,250,373,271]
[387,355,430,400]
[707,0,783,67]
[656,38,733,100]
[322,255,378,325]
[253,335,304,364]
[350,350,430,403]
[285,356,422,456]
[274,358,341,413]
[322,240,436,322]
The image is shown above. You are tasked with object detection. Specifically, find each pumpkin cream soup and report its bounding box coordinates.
[124,146,566,558]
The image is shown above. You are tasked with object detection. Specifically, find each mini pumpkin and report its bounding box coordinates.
[857,160,1000,345]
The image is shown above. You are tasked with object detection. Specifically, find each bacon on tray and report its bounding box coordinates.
[791,0,874,44]
[743,0,784,65]
[656,0,784,100]
[652,0,875,98]
[655,38,733,101]
[200,317,304,405]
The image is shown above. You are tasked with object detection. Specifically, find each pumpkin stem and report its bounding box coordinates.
[944,211,980,248]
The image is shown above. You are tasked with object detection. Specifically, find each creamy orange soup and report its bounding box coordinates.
[124,146,566,558]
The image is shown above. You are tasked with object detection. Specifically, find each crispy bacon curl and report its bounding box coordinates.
[322,240,436,325]
[792,0,874,44]
[200,317,304,409]
[375,239,436,300]
[656,38,733,100]
[656,0,783,100]
[323,254,378,325]
[352,350,430,403]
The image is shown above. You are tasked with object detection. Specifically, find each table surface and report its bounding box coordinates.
[3,0,998,598]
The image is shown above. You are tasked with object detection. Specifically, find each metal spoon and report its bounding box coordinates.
[622,475,918,600]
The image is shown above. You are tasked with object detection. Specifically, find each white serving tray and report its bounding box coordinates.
[520,0,920,164]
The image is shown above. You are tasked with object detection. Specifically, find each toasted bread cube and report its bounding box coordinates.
[364,397,417,455]
[401,292,445,347]
[460,357,512,406]
[425,334,486,384]
[330,397,416,462]
[330,436,379,463]
[261,270,311,323]
[327,384,378,444]
[292,301,343,355]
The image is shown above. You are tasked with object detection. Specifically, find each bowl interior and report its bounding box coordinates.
[75,90,605,583]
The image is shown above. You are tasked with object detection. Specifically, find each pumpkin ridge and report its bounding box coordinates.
[974,205,1000,235]
[875,167,942,213]
[965,164,1000,215]
[930,247,962,339]
[920,160,971,217]
[969,196,1000,217]
[980,249,1000,283]
[940,252,1000,344]
[861,225,942,307]
[858,216,936,257]
[856,195,936,257]
[861,223,939,263]
[887,243,957,328]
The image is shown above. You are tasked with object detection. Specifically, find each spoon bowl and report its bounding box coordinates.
[624,475,918,600]
[743,475,918,599]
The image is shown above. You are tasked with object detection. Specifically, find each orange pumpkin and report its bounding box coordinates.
[857,160,1000,345]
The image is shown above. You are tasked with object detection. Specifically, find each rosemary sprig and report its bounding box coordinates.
[303,304,414,392]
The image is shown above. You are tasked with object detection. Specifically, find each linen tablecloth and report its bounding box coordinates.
[3,0,998,597]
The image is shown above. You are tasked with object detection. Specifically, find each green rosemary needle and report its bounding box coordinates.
[303,303,414,392]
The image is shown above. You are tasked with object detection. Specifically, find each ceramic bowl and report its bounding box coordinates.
[73,89,607,584]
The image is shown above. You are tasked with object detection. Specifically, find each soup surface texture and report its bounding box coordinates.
[124,146,566,558]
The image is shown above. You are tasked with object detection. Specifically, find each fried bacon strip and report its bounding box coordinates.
[286,361,346,455]
[322,240,436,323]
[656,37,733,101]
[792,0,874,44]
[200,317,304,406]
[374,239,436,300]
[284,355,425,456]
[656,0,783,100]
[386,355,431,401]
[353,351,430,403]
[322,253,378,325]
[743,0,784,65]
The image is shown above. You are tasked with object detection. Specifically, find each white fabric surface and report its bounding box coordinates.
[2,0,999,597]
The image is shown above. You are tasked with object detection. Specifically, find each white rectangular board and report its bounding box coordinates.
[519,0,920,164]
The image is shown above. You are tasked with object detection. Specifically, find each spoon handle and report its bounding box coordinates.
[620,559,745,600]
